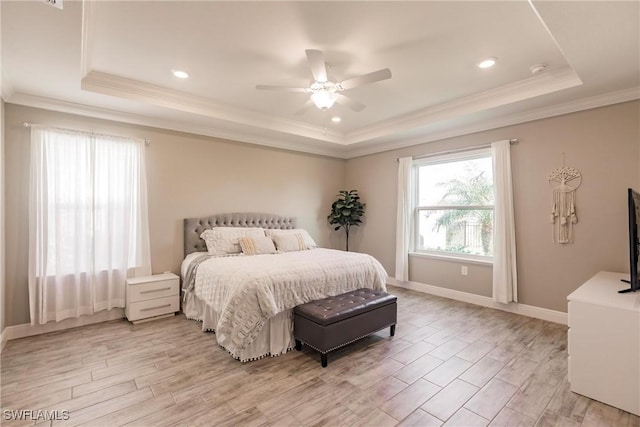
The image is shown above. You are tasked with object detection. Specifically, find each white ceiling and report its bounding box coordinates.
[2,1,639,158]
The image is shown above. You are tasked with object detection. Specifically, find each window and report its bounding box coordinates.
[29,126,151,324]
[40,133,144,276]
[413,148,495,260]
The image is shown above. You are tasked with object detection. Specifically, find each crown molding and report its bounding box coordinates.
[345,67,583,145]
[80,66,583,151]
[80,0,96,78]
[6,93,350,158]
[81,71,345,145]
[1,65,15,101]
[342,86,640,158]
[7,86,637,160]
[1,80,14,102]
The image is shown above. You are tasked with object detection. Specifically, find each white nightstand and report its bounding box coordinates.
[125,273,180,323]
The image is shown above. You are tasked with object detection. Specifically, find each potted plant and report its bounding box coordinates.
[328,190,365,251]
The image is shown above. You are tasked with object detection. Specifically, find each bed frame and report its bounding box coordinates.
[183,213,296,257]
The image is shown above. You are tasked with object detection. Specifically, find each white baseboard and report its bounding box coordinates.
[2,309,125,348]
[0,281,566,352]
[388,278,568,325]
[1,327,7,353]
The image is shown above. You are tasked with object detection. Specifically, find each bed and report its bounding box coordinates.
[181,213,388,361]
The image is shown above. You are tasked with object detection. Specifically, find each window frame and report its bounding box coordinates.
[37,129,146,277]
[411,148,495,263]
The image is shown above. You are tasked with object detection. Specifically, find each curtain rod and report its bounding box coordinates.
[22,122,150,146]
[396,138,518,162]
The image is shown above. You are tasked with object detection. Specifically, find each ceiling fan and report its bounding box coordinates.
[256,49,392,113]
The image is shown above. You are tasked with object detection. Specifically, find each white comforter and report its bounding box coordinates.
[192,248,388,359]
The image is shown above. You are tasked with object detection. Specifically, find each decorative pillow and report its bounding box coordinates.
[272,233,307,252]
[239,236,277,255]
[200,227,265,256]
[264,228,318,249]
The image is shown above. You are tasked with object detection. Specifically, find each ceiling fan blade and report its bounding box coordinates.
[294,99,315,116]
[256,85,308,93]
[335,93,366,112]
[305,49,328,82]
[338,68,392,90]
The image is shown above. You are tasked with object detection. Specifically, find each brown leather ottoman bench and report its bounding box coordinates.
[293,288,397,367]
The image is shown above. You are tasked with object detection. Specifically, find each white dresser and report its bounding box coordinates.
[567,271,640,416]
[125,273,180,323]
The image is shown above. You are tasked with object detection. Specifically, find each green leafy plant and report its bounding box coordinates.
[328,190,365,251]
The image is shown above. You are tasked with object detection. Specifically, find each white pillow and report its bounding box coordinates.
[239,236,277,255]
[200,227,265,256]
[272,233,307,252]
[264,228,318,249]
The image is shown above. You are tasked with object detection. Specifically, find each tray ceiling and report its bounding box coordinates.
[2,1,638,158]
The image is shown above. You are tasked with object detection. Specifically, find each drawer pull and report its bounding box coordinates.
[140,287,172,294]
[140,304,172,312]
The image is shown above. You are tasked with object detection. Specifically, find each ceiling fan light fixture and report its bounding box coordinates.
[311,90,337,110]
[256,49,392,114]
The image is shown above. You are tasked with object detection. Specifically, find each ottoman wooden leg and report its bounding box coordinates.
[321,353,328,368]
[390,324,396,337]
[295,339,302,351]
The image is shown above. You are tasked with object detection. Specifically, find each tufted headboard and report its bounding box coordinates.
[183,213,296,257]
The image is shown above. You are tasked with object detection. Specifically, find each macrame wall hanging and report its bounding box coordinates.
[549,153,581,244]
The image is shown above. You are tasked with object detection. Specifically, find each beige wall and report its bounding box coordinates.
[346,101,640,312]
[4,104,346,326]
[4,100,638,326]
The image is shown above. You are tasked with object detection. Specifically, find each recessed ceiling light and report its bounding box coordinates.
[172,69,189,79]
[477,58,497,69]
[331,117,341,123]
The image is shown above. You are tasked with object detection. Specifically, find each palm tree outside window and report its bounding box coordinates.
[413,148,495,260]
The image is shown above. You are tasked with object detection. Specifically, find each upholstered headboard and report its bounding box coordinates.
[183,213,296,257]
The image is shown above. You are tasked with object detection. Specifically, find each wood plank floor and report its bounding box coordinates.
[1,285,638,427]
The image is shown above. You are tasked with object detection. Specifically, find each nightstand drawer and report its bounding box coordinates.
[128,278,179,303]
[126,295,179,321]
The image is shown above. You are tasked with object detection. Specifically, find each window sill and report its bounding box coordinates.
[409,251,493,266]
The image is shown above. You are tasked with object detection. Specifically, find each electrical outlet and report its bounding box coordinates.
[461,266,468,276]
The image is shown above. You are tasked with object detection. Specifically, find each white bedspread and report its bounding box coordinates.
[192,248,388,360]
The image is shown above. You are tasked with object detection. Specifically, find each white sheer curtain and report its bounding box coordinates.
[492,140,518,303]
[395,157,413,281]
[29,126,151,325]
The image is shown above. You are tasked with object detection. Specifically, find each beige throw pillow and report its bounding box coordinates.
[272,233,307,252]
[200,227,265,256]
[264,228,318,249]
[239,236,277,255]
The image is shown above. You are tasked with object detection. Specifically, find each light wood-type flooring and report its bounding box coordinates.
[1,285,638,427]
